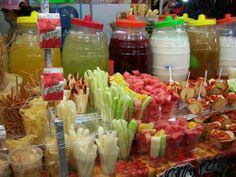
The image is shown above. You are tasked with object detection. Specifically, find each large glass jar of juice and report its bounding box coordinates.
[216,14,236,77]
[10,11,61,86]
[62,15,108,77]
[109,15,152,74]
[151,16,190,81]
[187,14,219,79]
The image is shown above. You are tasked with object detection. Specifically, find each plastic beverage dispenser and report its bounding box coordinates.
[10,11,61,86]
[216,14,236,77]
[109,15,152,74]
[62,15,109,77]
[151,16,190,81]
[187,14,219,79]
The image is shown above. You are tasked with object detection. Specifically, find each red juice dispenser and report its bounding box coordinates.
[109,15,152,74]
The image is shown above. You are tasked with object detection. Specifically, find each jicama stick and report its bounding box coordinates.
[69,126,97,177]
[95,126,119,175]
[56,100,77,135]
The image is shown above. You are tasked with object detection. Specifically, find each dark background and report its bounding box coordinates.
[152,0,236,19]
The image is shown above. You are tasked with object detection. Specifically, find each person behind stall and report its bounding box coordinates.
[0,0,33,43]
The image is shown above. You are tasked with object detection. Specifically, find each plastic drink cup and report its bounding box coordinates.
[182,125,203,156]
[10,146,43,177]
[136,132,151,154]
[143,104,161,123]
[148,156,162,168]
[119,138,132,160]
[165,131,184,160]
[99,150,119,175]
[0,153,10,177]
[76,158,95,177]
[45,145,60,177]
[161,100,177,120]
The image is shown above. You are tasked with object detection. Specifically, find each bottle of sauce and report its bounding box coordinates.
[109,15,152,74]
[10,11,61,87]
[62,15,108,77]
[187,14,219,79]
[151,16,190,81]
[216,14,236,78]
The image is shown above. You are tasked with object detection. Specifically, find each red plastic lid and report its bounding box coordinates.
[116,15,146,28]
[71,15,103,30]
[159,12,177,21]
[217,14,236,25]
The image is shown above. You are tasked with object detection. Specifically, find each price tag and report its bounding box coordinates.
[199,157,226,175]
[161,163,195,177]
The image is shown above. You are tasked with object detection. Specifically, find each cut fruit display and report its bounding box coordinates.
[123,71,179,121]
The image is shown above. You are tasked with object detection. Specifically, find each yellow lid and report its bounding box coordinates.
[176,13,193,22]
[188,14,216,26]
[17,11,38,24]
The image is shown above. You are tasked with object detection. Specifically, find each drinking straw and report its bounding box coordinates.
[197,83,203,101]
[218,67,223,80]
[204,70,208,87]
[168,66,174,85]
[186,71,191,87]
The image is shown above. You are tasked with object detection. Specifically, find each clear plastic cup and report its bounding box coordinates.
[45,144,60,177]
[181,125,203,157]
[117,130,133,160]
[0,153,10,177]
[99,150,119,175]
[136,131,152,154]
[76,158,95,177]
[20,97,48,145]
[161,100,178,120]
[165,131,184,161]
[10,146,43,177]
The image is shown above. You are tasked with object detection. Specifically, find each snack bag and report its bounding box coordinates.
[38,13,61,48]
[41,68,64,101]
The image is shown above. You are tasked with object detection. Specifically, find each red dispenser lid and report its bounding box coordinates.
[217,14,236,25]
[71,15,103,29]
[116,15,146,28]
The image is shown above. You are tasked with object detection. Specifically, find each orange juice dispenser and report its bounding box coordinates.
[10,11,61,90]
